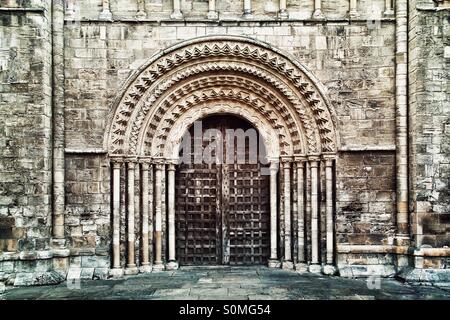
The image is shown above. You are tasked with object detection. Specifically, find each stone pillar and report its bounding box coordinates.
[125,161,138,275]
[171,0,183,19]
[110,161,123,276]
[243,0,252,18]
[395,0,409,238]
[349,0,359,18]
[308,157,321,273]
[207,0,219,19]
[140,162,152,273]
[282,159,293,269]
[323,156,336,275]
[295,157,308,272]
[279,0,288,19]
[99,0,112,20]
[153,163,165,271]
[395,0,410,265]
[51,0,69,257]
[66,0,75,18]
[268,160,280,268]
[312,0,325,20]
[136,0,146,18]
[384,0,394,17]
[166,162,178,270]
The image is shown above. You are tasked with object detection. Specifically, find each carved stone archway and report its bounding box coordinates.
[105,36,339,276]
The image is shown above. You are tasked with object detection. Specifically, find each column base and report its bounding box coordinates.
[294,263,309,273]
[349,10,360,19]
[136,11,147,19]
[322,265,337,276]
[124,266,139,275]
[308,264,322,274]
[139,265,153,273]
[312,10,325,20]
[152,263,165,272]
[170,11,183,19]
[166,261,179,270]
[109,268,124,278]
[281,261,294,270]
[242,11,253,19]
[268,259,281,268]
[99,10,112,21]
[384,10,395,18]
[207,11,219,20]
[278,10,289,20]
[51,239,70,257]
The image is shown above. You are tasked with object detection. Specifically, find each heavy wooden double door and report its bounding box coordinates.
[175,115,270,265]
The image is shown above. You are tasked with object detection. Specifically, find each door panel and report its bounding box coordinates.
[175,115,270,265]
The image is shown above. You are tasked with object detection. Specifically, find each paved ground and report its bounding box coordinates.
[1,267,449,300]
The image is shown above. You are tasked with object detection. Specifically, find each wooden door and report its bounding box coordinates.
[175,115,270,265]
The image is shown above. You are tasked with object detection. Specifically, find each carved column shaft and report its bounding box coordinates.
[112,162,121,269]
[141,163,150,267]
[99,0,112,19]
[167,164,176,263]
[171,0,183,19]
[154,163,164,267]
[297,160,306,263]
[279,0,288,18]
[313,0,325,19]
[310,159,319,266]
[269,161,278,262]
[384,0,394,16]
[243,0,252,16]
[325,159,334,265]
[126,162,137,270]
[207,0,219,19]
[283,161,292,264]
[349,0,359,18]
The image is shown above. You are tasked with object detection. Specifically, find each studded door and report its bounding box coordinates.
[175,115,270,265]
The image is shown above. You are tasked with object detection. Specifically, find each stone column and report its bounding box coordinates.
[243,0,252,18]
[349,0,359,18]
[66,0,75,18]
[268,160,280,268]
[136,0,146,18]
[279,0,288,19]
[308,157,321,273]
[282,159,293,269]
[125,161,138,275]
[166,162,178,270]
[110,161,123,276]
[140,162,152,273]
[295,157,308,272]
[312,0,325,20]
[51,0,69,258]
[395,0,410,266]
[323,156,336,275]
[171,0,183,19]
[395,0,409,236]
[153,162,165,271]
[384,0,394,17]
[99,0,112,20]
[207,0,219,19]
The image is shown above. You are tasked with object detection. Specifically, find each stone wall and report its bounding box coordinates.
[0,1,61,285]
[408,0,450,272]
[63,0,398,273]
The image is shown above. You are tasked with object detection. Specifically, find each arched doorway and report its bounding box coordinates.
[175,115,270,266]
[105,36,340,276]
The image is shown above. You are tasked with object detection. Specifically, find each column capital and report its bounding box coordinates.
[269,161,279,172]
[127,161,136,170]
[294,155,308,163]
[280,156,293,163]
[141,162,150,171]
[308,155,321,162]
[167,163,176,171]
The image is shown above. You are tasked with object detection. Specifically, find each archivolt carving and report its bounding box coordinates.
[106,36,338,156]
[160,102,282,159]
[146,88,294,157]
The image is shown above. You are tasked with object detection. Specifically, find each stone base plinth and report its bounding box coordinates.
[295,263,309,273]
[109,268,124,278]
[322,265,337,275]
[139,265,152,273]
[268,259,281,268]
[152,263,165,272]
[124,267,139,275]
[281,261,294,270]
[166,261,179,270]
[308,264,322,274]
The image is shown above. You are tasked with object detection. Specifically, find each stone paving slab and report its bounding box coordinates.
[1,267,449,300]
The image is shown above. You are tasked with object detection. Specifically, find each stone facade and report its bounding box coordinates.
[0,0,448,286]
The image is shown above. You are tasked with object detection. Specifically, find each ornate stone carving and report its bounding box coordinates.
[106,36,338,157]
